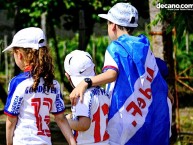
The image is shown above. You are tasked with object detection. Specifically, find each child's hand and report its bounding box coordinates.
[69,80,88,106]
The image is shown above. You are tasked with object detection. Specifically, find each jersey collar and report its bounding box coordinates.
[24,66,32,72]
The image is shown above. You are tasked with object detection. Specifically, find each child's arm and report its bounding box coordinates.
[70,69,117,105]
[66,114,91,131]
[6,116,17,145]
[54,113,76,145]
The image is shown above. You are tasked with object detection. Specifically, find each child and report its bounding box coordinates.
[156,57,174,137]
[69,3,170,145]
[3,27,76,145]
[64,50,110,145]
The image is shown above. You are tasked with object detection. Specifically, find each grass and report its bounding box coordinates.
[173,107,193,145]
[0,100,4,110]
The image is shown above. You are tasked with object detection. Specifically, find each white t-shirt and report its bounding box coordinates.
[71,86,110,145]
[102,50,118,100]
[4,71,65,145]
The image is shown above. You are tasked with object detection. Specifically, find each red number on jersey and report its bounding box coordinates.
[92,103,109,142]
[31,98,52,137]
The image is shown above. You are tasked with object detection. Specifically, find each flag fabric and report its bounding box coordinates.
[106,34,170,145]
[155,57,169,79]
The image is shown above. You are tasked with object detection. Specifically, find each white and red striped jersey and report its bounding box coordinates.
[4,71,65,145]
[71,86,110,145]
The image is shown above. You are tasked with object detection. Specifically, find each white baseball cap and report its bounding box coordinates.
[64,50,95,87]
[2,27,46,52]
[98,3,138,27]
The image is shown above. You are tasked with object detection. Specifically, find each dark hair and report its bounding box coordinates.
[13,47,55,92]
[108,21,135,34]
[117,25,135,34]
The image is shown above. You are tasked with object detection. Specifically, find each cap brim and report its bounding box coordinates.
[98,14,109,20]
[71,76,93,87]
[2,43,44,53]
[98,14,117,25]
[2,44,14,52]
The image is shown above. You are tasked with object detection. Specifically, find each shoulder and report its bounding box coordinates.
[53,79,60,85]
[10,72,30,84]
[9,72,31,90]
[52,80,61,88]
[84,87,109,100]
[87,87,110,106]
[108,40,121,50]
[87,86,106,94]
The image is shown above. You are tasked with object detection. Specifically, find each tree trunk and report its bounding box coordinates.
[13,6,23,76]
[149,0,177,143]
[79,10,86,50]
[148,0,164,59]
[49,25,64,83]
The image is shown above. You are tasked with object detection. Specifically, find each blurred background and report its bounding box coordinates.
[0,0,193,144]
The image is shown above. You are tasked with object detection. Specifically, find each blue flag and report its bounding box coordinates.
[106,34,170,145]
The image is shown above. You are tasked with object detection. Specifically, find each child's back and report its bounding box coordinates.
[72,87,110,144]
[64,50,110,145]
[5,72,64,144]
[3,27,76,145]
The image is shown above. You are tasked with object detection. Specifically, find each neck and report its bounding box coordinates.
[24,65,32,72]
[116,29,129,39]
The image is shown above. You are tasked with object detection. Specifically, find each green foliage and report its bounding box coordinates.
[2,0,193,88]
[149,0,193,82]
[175,33,193,88]
[3,0,149,33]
[175,31,193,72]
[48,33,109,81]
[177,50,193,74]
[151,0,193,40]
[49,34,79,81]
[86,35,109,74]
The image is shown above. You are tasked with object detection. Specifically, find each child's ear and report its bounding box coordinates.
[19,52,23,59]
[65,72,71,81]
[15,49,23,60]
[18,51,24,60]
[14,49,23,60]
[112,23,116,31]
[65,72,75,89]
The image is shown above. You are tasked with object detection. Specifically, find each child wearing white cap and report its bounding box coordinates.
[69,2,170,145]
[64,50,110,145]
[3,27,76,145]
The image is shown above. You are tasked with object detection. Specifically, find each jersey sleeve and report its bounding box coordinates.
[102,50,118,73]
[4,77,25,117]
[74,91,92,118]
[51,81,65,115]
